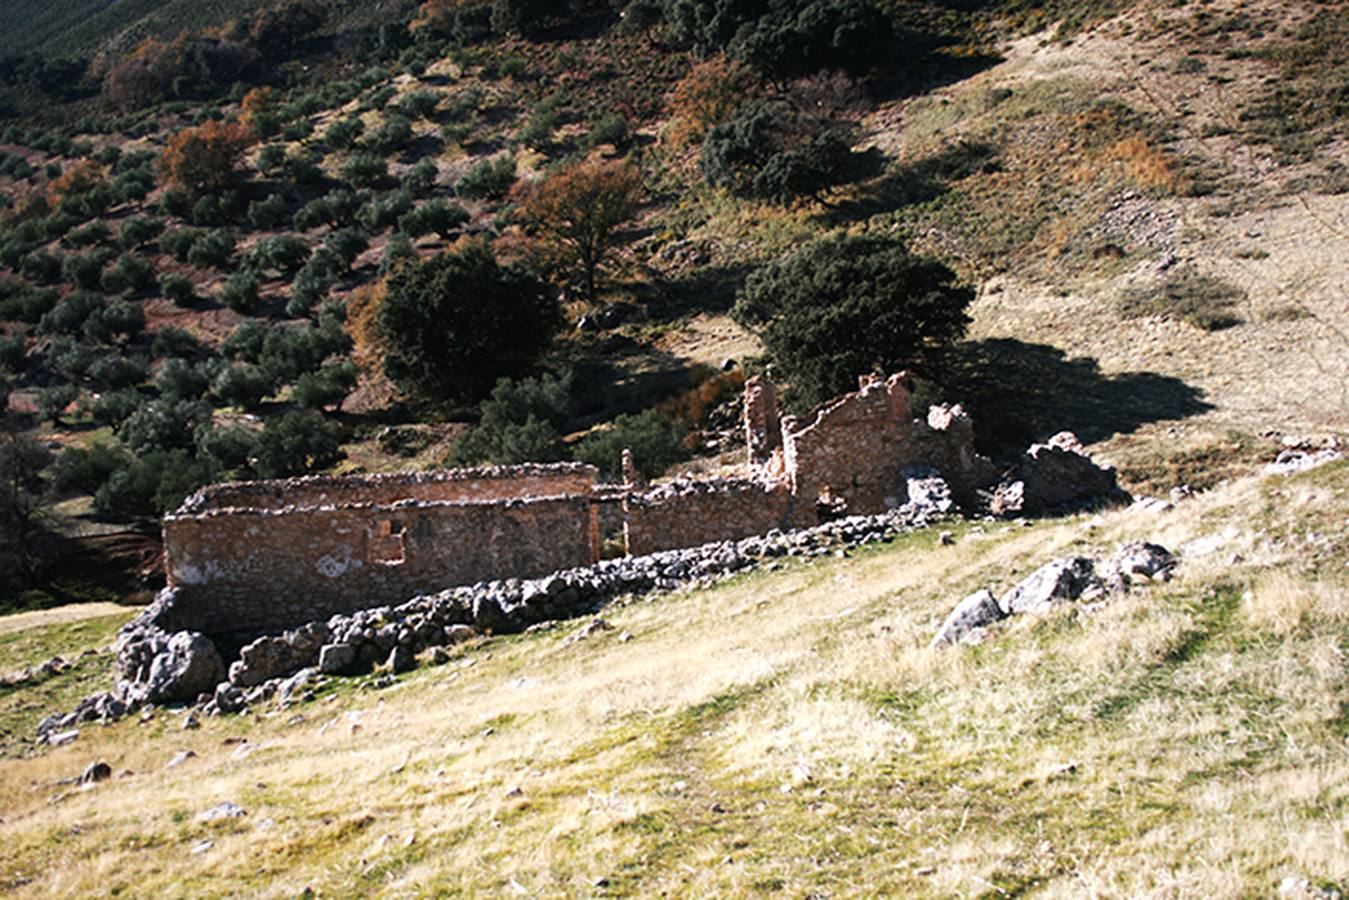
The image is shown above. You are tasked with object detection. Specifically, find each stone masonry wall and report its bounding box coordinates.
[161,495,598,635]
[623,478,805,556]
[766,373,999,515]
[178,463,596,515]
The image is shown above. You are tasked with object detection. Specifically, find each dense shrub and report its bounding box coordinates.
[159,273,197,306]
[248,194,291,230]
[100,254,157,295]
[292,361,358,410]
[249,235,311,274]
[378,239,558,403]
[187,229,238,269]
[211,363,272,410]
[732,233,973,407]
[85,301,145,344]
[700,98,860,201]
[364,114,414,155]
[456,154,516,200]
[38,292,103,336]
[573,409,689,481]
[88,353,148,388]
[161,227,204,263]
[196,423,257,473]
[95,448,217,518]
[401,158,439,195]
[64,221,111,247]
[398,90,441,120]
[253,410,343,478]
[665,0,892,80]
[62,250,112,290]
[20,251,62,284]
[90,388,144,428]
[0,336,24,372]
[53,441,127,494]
[151,326,200,358]
[155,358,210,400]
[220,271,262,313]
[117,397,212,454]
[37,384,79,423]
[358,189,414,232]
[399,198,469,238]
[448,373,571,466]
[119,216,163,249]
[324,117,365,148]
[343,153,389,188]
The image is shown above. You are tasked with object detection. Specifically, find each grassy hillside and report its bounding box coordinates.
[0,0,278,58]
[0,460,1344,894]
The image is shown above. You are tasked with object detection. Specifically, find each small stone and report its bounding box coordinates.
[78,761,112,784]
[47,729,79,747]
[165,750,197,769]
[939,531,955,545]
[190,840,214,855]
[182,713,200,730]
[199,802,246,822]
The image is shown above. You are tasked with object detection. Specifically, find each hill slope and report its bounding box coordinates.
[1,459,1344,895]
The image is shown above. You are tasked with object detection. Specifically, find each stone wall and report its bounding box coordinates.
[753,373,1000,515]
[623,477,805,556]
[178,463,596,515]
[161,495,599,635]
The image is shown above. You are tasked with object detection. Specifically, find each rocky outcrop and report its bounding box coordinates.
[932,542,1177,648]
[990,432,1124,516]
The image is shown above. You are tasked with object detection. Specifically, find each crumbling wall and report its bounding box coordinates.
[769,373,998,515]
[623,478,805,556]
[179,463,596,515]
[161,495,599,635]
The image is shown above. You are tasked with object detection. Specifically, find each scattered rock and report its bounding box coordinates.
[990,433,1123,516]
[932,543,1175,648]
[78,761,112,785]
[930,590,1006,648]
[124,631,226,705]
[165,750,197,769]
[386,646,415,674]
[999,556,1101,615]
[318,643,357,675]
[46,729,79,747]
[199,802,246,822]
[182,712,200,730]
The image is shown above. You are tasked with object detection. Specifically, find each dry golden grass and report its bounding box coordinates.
[0,462,1345,896]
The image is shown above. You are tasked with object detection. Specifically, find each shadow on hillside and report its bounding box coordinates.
[936,338,1214,456]
[823,139,1000,226]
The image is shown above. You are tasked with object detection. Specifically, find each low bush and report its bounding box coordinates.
[1117,268,1245,331]
[573,409,689,481]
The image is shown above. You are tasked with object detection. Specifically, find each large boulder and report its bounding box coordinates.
[135,631,227,704]
[1100,541,1177,592]
[998,556,1101,615]
[990,432,1122,516]
[930,589,1005,647]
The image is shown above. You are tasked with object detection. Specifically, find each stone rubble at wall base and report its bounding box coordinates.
[39,490,961,740]
[37,370,1133,740]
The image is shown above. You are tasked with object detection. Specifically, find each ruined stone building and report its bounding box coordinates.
[162,371,1112,635]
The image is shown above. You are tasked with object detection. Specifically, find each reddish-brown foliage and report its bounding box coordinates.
[514,157,643,298]
[159,120,254,196]
[666,55,758,150]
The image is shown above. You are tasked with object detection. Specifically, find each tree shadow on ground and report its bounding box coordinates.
[935,338,1214,457]
[822,139,999,226]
